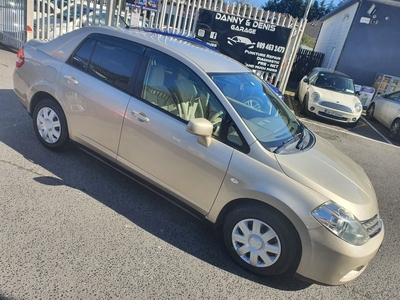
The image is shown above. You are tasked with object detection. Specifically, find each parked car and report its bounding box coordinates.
[34,3,92,39]
[296,67,362,128]
[366,90,400,142]
[34,0,70,18]
[13,26,383,285]
[265,81,284,101]
[82,10,132,27]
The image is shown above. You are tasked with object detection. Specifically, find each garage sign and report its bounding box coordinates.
[195,9,291,74]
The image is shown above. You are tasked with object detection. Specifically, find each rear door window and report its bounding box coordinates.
[69,34,145,93]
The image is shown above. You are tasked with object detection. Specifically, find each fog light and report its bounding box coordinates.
[352,118,357,121]
[340,265,367,283]
[310,107,315,111]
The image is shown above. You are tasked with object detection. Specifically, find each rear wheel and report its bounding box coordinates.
[33,98,69,151]
[389,119,400,142]
[366,103,375,120]
[223,204,301,277]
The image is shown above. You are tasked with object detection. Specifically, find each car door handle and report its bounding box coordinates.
[63,75,78,85]
[131,111,149,123]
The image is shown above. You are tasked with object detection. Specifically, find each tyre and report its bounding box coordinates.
[223,204,301,277]
[389,119,400,142]
[300,94,309,116]
[33,98,69,151]
[366,103,375,120]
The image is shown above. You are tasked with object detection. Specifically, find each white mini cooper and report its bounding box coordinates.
[296,68,362,128]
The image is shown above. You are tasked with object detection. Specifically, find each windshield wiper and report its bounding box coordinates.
[274,132,302,154]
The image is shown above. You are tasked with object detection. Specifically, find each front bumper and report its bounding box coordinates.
[296,219,384,285]
[307,101,361,124]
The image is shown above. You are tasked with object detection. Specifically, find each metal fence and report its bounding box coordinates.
[0,0,307,92]
[290,48,325,82]
[0,0,25,49]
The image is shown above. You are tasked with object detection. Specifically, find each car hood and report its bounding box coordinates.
[275,135,378,220]
[313,86,360,106]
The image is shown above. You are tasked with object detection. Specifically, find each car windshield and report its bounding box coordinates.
[314,73,355,95]
[210,72,310,153]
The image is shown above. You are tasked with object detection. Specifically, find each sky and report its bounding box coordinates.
[251,0,343,9]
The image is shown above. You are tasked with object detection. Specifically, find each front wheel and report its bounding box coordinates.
[300,94,309,116]
[389,119,400,142]
[33,98,69,151]
[366,103,375,120]
[223,204,301,277]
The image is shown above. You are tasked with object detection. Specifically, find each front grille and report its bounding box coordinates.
[318,111,348,121]
[361,214,382,238]
[319,101,353,113]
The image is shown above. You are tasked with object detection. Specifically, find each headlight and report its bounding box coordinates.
[312,201,369,246]
[355,102,362,113]
[310,92,320,102]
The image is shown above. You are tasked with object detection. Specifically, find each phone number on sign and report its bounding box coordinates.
[256,42,285,53]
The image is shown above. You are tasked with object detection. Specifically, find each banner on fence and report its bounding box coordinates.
[195,9,291,74]
[126,0,158,12]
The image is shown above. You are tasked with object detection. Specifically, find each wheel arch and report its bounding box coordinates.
[216,197,305,275]
[213,197,309,246]
[390,116,400,128]
[29,91,71,137]
[29,91,59,116]
[366,102,375,119]
[390,117,400,142]
[31,93,71,151]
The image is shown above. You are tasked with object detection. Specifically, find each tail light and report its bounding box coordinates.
[16,46,24,68]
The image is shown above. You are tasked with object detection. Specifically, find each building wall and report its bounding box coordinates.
[336,1,400,86]
[314,3,359,70]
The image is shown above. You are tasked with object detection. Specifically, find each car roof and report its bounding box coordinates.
[128,27,218,51]
[313,67,351,79]
[38,26,248,74]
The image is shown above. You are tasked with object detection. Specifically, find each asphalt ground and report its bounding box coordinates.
[1,42,400,299]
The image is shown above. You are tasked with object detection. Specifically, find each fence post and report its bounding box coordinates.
[22,0,30,42]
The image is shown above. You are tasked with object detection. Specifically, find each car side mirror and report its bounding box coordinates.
[355,91,361,96]
[303,78,309,84]
[381,93,387,98]
[186,118,213,147]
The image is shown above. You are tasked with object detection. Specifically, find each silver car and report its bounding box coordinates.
[366,91,400,142]
[13,26,384,285]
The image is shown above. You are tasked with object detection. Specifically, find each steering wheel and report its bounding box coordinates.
[244,97,272,113]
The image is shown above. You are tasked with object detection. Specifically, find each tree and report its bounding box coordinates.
[261,0,335,19]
